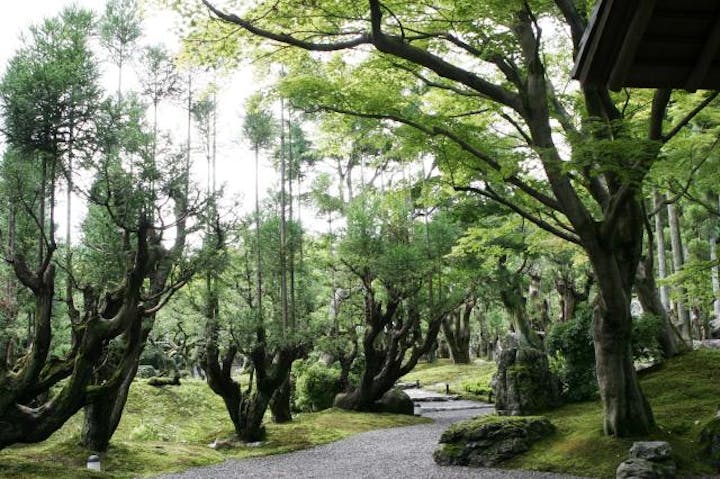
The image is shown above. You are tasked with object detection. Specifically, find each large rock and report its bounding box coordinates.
[616,458,676,479]
[374,388,414,415]
[493,335,560,416]
[617,441,676,479]
[333,388,415,415]
[700,411,720,470]
[630,441,672,462]
[433,415,555,467]
[709,319,720,340]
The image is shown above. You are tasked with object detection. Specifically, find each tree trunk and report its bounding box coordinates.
[81,364,136,452]
[652,190,670,310]
[635,253,685,358]
[667,198,692,339]
[335,294,444,412]
[589,243,654,437]
[441,300,474,364]
[269,373,292,423]
[81,309,150,452]
[710,194,720,321]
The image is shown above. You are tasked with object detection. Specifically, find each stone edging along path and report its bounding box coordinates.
[154,391,588,479]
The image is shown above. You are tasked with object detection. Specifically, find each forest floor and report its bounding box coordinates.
[152,400,585,479]
[0,381,427,479]
[1,352,718,478]
[401,357,497,401]
[506,348,720,478]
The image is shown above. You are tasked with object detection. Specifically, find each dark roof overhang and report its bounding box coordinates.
[572,0,720,91]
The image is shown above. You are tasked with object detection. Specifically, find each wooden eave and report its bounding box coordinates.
[572,0,720,91]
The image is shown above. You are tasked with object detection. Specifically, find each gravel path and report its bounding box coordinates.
[155,400,588,479]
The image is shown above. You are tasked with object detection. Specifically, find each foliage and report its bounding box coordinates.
[294,362,341,412]
[0,379,427,479]
[545,305,598,402]
[631,313,664,362]
[505,349,720,478]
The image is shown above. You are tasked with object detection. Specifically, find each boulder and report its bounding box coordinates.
[433,415,554,467]
[333,388,415,415]
[374,388,414,415]
[616,458,676,479]
[699,411,720,470]
[630,441,672,462]
[709,319,720,340]
[333,392,353,410]
[493,335,560,416]
[617,441,676,479]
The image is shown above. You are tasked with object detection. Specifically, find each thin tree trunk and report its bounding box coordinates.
[635,251,684,358]
[254,146,263,324]
[711,194,720,321]
[667,197,692,339]
[652,189,670,310]
[279,98,289,333]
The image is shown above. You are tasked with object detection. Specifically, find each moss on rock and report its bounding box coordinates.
[699,412,720,470]
[434,415,555,467]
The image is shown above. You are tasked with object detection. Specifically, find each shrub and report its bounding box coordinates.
[631,313,663,362]
[295,363,341,412]
[545,305,598,402]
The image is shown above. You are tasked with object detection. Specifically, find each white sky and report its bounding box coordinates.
[0,1,286,241]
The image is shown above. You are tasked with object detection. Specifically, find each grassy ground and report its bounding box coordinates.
[401,358,497,401]
[505,349,720,478]
[0,379,428,479]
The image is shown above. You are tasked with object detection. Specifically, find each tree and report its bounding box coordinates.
[242,93,275,337]
[98,0,142,97]
[139,45,181,164]
[78,97,196,452]
[200,214,307,442]
[195,0,720,436]
[333,191,464,411]
[0,7,198,451]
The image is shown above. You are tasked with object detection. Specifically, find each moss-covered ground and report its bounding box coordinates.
[402,358,497,401]
[505,349,720,478]
[0,379,428,479]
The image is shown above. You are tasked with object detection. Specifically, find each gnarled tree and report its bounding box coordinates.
[195,0,720,436]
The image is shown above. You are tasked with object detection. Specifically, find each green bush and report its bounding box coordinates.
[295,363,341,412]
[631,313,663,362]
[545,305,598,402]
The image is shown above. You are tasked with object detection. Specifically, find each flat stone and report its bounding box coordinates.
[616,458,676,479]
[434,415,555,467]
[629,441,672,462]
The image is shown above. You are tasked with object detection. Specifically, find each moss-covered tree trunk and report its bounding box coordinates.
[636,236,685,359]
[269,373,292,423]
[441,299,474,365]
[335,290,444,412]
[586,207,655,436]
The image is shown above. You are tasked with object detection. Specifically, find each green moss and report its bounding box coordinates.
[504,349,720,478]
[0,380,428,479]
[402,359,496,400]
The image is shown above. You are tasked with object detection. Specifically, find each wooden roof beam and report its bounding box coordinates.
[607,0,657,91]
[685,11,720,91]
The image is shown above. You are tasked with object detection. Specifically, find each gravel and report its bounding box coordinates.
[154,401,589,479]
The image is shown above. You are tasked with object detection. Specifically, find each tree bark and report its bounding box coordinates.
[635,252,685,358]
[336,287,445,411]
[80,316,150,452]
[667,198,692,339]
[269,373,292,423]
[588,232,655,436]
[652,189,670,310]
[710,194,720,321]
[441,299,474,364]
